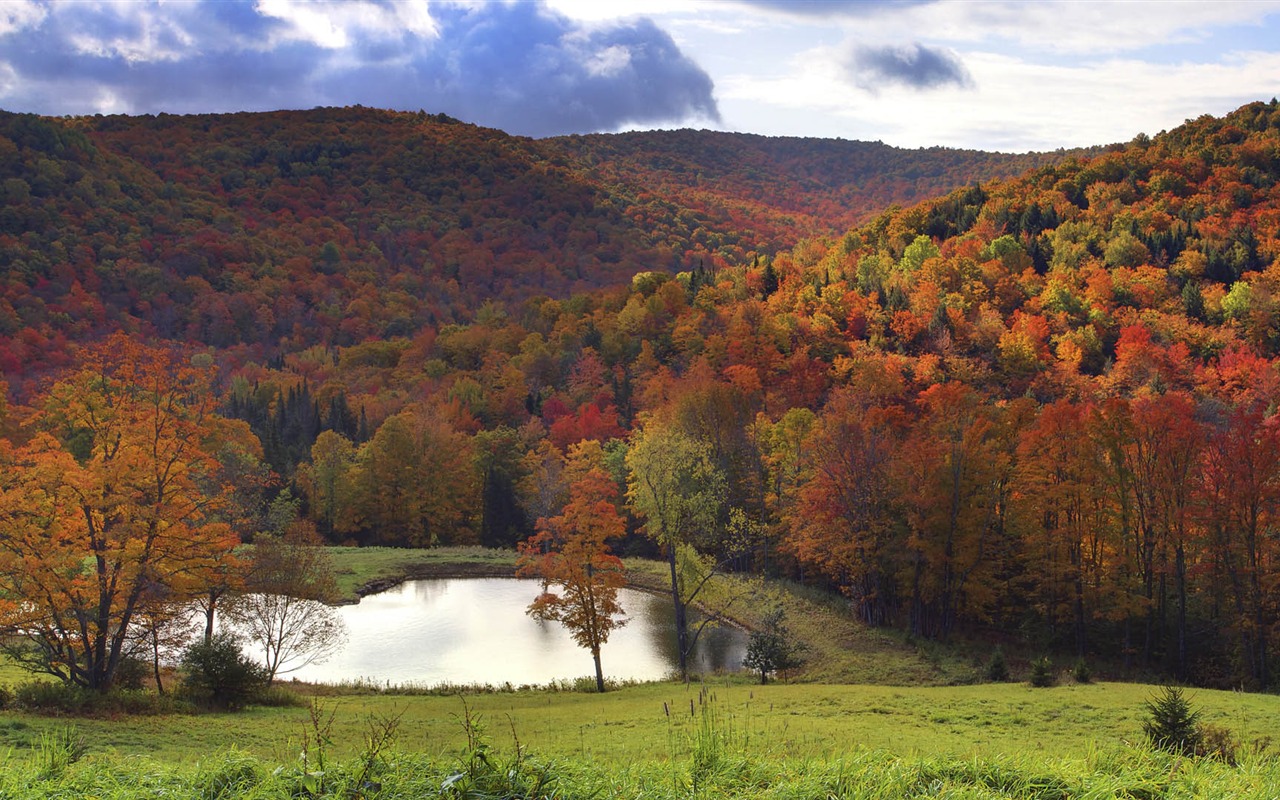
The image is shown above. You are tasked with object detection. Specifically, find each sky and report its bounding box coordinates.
[1,0,1278,152]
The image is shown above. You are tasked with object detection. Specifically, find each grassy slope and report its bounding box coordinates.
[1,681,1277,766]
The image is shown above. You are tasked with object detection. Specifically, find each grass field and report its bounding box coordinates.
[1,680,1278,798]
[1,680,1276,765]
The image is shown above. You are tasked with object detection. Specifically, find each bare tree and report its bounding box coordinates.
[227,522,347,684]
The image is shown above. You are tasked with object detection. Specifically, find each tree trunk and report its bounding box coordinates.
[592,646,606,693]
[668,545,689,681]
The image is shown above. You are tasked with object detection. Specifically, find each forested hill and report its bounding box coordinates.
[0,105,1072,382]
[551,129,1092,247]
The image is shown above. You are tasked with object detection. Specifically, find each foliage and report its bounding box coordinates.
[517,441,628,692]
[1073,659,1092,684]
[741,607,806,684]
[0,335,246,691]
[1029,657,1056,688]
[1142,685,1202,756]
[178,633,268,711]
[6,100,1280,690]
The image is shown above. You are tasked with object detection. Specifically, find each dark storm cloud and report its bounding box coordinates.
[846,43,974,91]
[0,1,719,137]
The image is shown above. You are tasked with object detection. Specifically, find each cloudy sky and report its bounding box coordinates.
[1,0,1277,152]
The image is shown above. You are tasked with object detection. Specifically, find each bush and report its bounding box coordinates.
[1142,685,1202,756]
[1197,722,1240,765]
[180,633,268,711]
[1072,659,1092,684]
[13,680,183,716]
[15,680,91,713]
[1029,656,1055,687]
[985,647,1009,682]
[742,607,807,684]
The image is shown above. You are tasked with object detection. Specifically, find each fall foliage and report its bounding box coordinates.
[5,99,1280,689]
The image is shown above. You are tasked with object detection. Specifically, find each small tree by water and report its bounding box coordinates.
[742,607,806,684]
[518,442,627,692]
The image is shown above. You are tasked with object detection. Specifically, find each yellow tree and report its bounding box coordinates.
[518,441,627,692]
[626,420,725,680]
[0,334,244,691]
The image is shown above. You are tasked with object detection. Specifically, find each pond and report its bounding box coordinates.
[282,578,748,687]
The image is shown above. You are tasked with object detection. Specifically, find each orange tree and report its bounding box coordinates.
[518,441,627,692]
[0,335,245,691]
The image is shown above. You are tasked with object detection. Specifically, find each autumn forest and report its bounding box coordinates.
[2,99,1280,692]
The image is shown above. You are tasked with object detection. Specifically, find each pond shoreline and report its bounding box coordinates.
[349,558,750,633]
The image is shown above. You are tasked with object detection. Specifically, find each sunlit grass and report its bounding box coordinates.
[1,679,1277,767]
[2,682,1279,798]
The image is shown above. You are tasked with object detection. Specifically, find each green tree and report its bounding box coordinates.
[626,421,725,680]
[742,607,806,684]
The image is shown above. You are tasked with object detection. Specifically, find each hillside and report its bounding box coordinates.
[553,128,1094,248]
[4,100,1280,690]
[0,106,1072,385]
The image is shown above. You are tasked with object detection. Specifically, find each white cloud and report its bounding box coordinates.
[855,0,1280,55]
[0,0,45,36]
[721,45,1280,150]
[584,44,632,77]
[254,0,438,49]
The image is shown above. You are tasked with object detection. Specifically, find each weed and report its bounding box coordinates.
[439,697,558,799]
[31,726,85,782]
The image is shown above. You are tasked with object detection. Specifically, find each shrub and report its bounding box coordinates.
[742,607,807,684]
[1072,659,1092,684]
[13,680,183,716]
[985,647,1009,682]
[180,633,268,711]
[1029,656,1055,687]
[1196,723,1240,765]
[1142,685,1202,756]
[114,656,150,691]
[15,680,91,713]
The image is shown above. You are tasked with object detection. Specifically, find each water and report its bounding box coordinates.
[281,578,748,686]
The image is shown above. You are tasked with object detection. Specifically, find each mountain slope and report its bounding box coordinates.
[0,106,1077,381]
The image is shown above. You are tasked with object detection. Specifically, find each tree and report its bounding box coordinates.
[785,391,904,626]
[626,420,725,680]
[301,429,356,540]
[227,523,347,685]
[517,442,627,692]
[0,334,245,691]
[742,607,805,684]
[1142,685,1202,755]
[347,408,478,546]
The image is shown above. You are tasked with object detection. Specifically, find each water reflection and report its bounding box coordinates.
[284,578,747,686]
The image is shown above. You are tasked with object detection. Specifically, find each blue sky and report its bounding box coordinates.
[1,0,1277,151]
